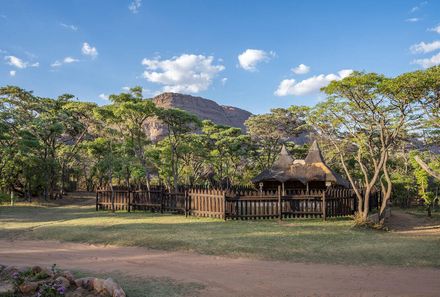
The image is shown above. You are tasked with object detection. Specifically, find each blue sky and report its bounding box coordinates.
[1,0,440,114]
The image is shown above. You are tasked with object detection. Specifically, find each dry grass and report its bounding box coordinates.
[1,204,439,267]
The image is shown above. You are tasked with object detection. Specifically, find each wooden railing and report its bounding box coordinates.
[96,187,380,220]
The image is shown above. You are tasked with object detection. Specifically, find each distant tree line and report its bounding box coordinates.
[1,66,439,222]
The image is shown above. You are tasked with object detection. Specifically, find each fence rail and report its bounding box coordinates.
[96,187,381,220]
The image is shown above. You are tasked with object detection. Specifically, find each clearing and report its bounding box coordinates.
[1,198,440,296]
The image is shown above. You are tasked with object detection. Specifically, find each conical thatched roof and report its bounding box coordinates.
[252,145,293,183]
[252,141,349,187]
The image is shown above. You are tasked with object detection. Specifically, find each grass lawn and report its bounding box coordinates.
[1,204,439,268]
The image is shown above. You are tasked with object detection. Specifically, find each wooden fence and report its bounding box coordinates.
[96,187,381,220]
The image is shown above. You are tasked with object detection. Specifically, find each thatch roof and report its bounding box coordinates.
[252,145,293,183]
[252,141,349,188]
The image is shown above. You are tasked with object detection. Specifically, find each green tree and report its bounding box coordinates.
[310,72,416,223]
[156,108,201,190]
[245,107,309,170]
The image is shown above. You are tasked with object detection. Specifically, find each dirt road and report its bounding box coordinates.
[1,240,439,297]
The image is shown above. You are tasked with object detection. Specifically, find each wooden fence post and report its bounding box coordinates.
[278,186,282,220]
[95,191,99,211]
[223,191,227,221]
[160,188,164,214]
[127,189,131,213]
[111,189,115,213]
[184,190,188,218]
[322,191,327,221]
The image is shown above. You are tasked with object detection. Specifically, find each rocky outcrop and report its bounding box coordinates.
[0,264,126,297]
[147,92,252,141]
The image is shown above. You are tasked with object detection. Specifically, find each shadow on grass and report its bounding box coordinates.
[2,205,440,268]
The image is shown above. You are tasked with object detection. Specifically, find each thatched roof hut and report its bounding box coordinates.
[252,141,349,191]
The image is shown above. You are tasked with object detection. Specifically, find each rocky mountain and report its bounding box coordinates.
[146,92,252,141]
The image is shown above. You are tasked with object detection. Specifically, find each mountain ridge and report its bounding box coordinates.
[145,92,252,141]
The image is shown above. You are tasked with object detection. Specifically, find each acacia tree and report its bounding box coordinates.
[156,108,201,191]
[245,107,309,170]
[107,87,157,190]
[309,72,415,223]
[202,120,253,187]
[401,66,440,181]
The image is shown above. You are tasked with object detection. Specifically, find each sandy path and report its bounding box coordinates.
[387,210,440,235]
[1,240,439,297]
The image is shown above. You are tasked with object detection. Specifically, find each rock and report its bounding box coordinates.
[19,281,39,294]
[103,278,125,297]
[61,271,76,284]
[40,267,54,278]
[55,276,70,289]
[2,265,18,277]
[0,282,14,295]
[31,265,42,274]
[112,287,126,297]
[146,92,252,141]
[75,277,95,290]
[92,278,106,293]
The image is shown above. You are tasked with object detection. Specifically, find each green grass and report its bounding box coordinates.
[1,204,439,268]
[72,270,204,297]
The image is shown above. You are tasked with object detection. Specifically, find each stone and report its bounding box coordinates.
[2,266,18,277]
[103,278,125,297]
[40,267,54,278]
[146,92,252,141]
[112,287,126,297]
[31,265,42,274]
[19,281,39,294]
[61,271,76,284]
[92,278,106,293]
[55,276,71,289]
[0,281,15,295]
[75,277,95,290]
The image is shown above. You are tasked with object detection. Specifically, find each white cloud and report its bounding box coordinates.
[410,41,440,53]
[51,61,62,67]
[292,64,310,74]
[51,56,79,67]
[221,77,228,85]
[81,42,98,58]
[9,70,16,77]
[128,0,142,13]
[412,52,440,68]
[274,69,353,97]
[141,54,225,93]
[99,93,109,100]
[5,56,26,68]
[410,1,427,13]
[238,49,274,71]
[429,25,440,34]
[5,55,38,69]
[406,18,420,22]
[60,23,78,31]
[64,56,79,63]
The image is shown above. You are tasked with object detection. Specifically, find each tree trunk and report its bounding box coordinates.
[414,156,440,181]
[10,190,14,206]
